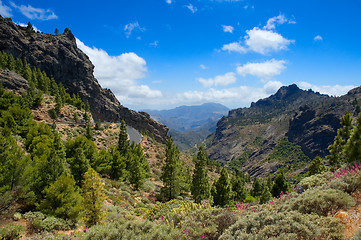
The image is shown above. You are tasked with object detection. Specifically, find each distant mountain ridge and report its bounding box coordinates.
[145,103,229,150]
[0,16,168,143]
[206,84,361,176]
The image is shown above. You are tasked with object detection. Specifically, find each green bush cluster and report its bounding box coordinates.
[283,188,354,216]
[0,224,24,240]
[83,219,185,240]
[219,209,344,240]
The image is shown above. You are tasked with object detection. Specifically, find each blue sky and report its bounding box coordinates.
[1,0,361,110]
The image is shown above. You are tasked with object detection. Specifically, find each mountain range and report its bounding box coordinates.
[145,103,229,150]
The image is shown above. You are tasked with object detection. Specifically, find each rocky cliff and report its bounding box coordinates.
[0,16,168,143]
[207,84,361,176]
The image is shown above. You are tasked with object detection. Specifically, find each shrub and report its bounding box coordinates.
[32,216,71,232]
[0,224,24,240]
[83,220,185,240]
[219,209,344,240]
[298,171,332,191]
[285,188,355,216]
[181,208,239,240]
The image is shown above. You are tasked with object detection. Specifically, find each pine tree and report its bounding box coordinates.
[161,137,183,200]
[26,22,34,34]
[118,120,129,156]
[85,123,93,140]
[108,147,126,181]
[212,167,233,206]
[191,145,211,203]
[344,112,361,163]
[82,168,106,226]
[127,150,145,190]
[271,169,288,198]
[40,174,83,222]
[327,112,353,167]
[308,156,326,176]
[251,178,263,198]
[231,170,247,202]
[260,185,272,204]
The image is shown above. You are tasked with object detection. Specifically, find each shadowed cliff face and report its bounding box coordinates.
[0,16,168,144]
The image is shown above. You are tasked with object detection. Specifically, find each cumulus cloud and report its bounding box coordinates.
[222,25,234,33]
[314,35,323,41]
[197,72,236,87]
[0,0,12,17]
[222,14,294,55]
[166,0,172,4]
[264,14,295,30]
[298,82,355,97]
[246,27,293,54]
[10,2,57,20]
[237,59,287,79]
[185,4,197,13]
[76,38,162,106]
[222,42,247,54]
[124,22,145,38]
[222,28,293,55]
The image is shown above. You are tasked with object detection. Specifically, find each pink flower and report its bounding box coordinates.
[201,234,205,239]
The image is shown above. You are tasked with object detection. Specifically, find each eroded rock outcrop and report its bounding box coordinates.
[0,16,168,143]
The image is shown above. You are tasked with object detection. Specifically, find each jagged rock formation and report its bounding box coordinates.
[207,84,361,176]
[0,16,168,143]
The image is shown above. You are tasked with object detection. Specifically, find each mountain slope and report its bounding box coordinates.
[0,16,168,143]
[206,84,361,176]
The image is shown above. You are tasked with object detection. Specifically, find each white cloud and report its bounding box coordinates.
[314,35,323,41]
[200,64,208,70]
[264,14,295,30]
[76,38,162,106]
[237,59,287,79]
[197,72,236,87]
[10,2,57,20]
[222,42,247,54]
[222,28,293,55]
[245,27,294,54]
[263,80,283,94]
[166,0,172,4]
[185,4,197,13]
[298,82,355,97]
[124,22,145,38]
[0,0,12,17]
[222,25,234,33]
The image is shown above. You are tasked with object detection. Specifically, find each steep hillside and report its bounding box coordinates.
[207,84,361,176]
[0,16,168,144]
[147,103,229,150]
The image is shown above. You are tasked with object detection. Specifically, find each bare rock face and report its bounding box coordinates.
[0,69,29,92]
[0,16,168,143]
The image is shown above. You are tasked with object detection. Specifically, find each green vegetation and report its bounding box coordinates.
[1,51,361,239]
[266,137,310,171]
[191,145,211,203]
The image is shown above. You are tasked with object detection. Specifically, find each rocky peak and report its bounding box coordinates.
[0,16,168,143]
